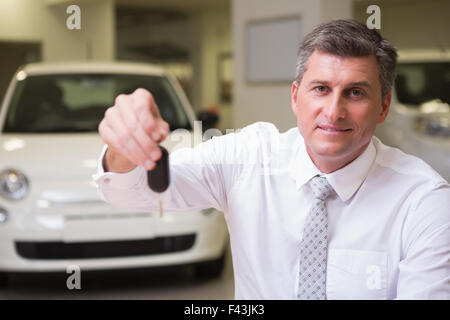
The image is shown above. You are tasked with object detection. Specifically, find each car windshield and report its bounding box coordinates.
[3,73,192,133]
[395,62,450,106]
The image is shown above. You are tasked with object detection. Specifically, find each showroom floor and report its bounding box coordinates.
[0,247,235,300]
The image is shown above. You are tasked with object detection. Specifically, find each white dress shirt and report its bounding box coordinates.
[94,121,450,300]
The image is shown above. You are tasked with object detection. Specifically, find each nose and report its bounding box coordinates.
[322,92,347,123]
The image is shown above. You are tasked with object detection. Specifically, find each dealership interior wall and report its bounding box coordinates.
[1,0,450,132]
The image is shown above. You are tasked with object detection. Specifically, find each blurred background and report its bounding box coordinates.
[0,0,449,299]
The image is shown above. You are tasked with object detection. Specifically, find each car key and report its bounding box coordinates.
[147,145,170,218]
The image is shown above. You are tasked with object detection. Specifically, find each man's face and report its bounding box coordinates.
[291,50,391,172]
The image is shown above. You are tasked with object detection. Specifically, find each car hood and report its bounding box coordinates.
[0,131,195,181]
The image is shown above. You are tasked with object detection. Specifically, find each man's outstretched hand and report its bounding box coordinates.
[98,88,169,173]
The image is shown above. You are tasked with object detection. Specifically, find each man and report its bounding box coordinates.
[95,19,450,299]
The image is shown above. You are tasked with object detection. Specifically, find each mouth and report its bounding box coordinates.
[317,125,352,134]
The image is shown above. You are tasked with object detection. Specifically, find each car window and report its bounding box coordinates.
[2,73,192,133]
[395,62,450,106]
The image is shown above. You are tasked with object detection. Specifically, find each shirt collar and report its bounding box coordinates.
[289,132,376,202]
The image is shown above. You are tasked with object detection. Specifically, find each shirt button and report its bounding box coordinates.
[103,178,111,184]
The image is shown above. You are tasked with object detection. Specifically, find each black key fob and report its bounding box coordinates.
[147,145,170,193]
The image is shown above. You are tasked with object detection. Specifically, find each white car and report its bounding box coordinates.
[375,50,450,182]
[0,62,228,287]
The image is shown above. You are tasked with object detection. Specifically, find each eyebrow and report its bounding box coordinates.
[308,80,373,89]
[348,81,372,89]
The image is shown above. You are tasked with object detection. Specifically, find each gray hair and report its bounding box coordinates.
[295,19,397,98]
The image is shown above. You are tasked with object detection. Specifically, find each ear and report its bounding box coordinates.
[377,91,392,124]
[291,81,299,116]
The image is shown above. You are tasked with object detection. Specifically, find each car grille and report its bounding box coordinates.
[15,234,196,260]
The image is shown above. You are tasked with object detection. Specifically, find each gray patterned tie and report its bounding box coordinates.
[298,175,334,300]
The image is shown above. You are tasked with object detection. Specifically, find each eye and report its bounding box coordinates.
[349,88,364,97]
[314,86,328,94]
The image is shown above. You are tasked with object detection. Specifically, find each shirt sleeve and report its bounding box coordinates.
[92,127,259,215]
[396,182,450,299]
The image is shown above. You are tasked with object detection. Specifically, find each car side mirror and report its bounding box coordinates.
[197,110,220,132]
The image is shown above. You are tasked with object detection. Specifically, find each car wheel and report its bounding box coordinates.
[0,272,8,289]
[193,249,227,279]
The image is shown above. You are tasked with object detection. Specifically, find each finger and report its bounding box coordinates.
[99,118,120,149]
[131,99,161,141]
[118,101,161,162]
[99,120,127,158]
[130,95,167,142]
[133,88,162,120]
[155,119,170,142]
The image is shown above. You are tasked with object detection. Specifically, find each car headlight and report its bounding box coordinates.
[0,169,29,200]
[0,206,9,223]
[414,115,450,137]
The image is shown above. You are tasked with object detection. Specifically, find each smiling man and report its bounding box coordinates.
[292,51,391,173]
[95,19,450,299]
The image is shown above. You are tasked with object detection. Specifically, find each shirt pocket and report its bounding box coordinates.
[326,249,388,300]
